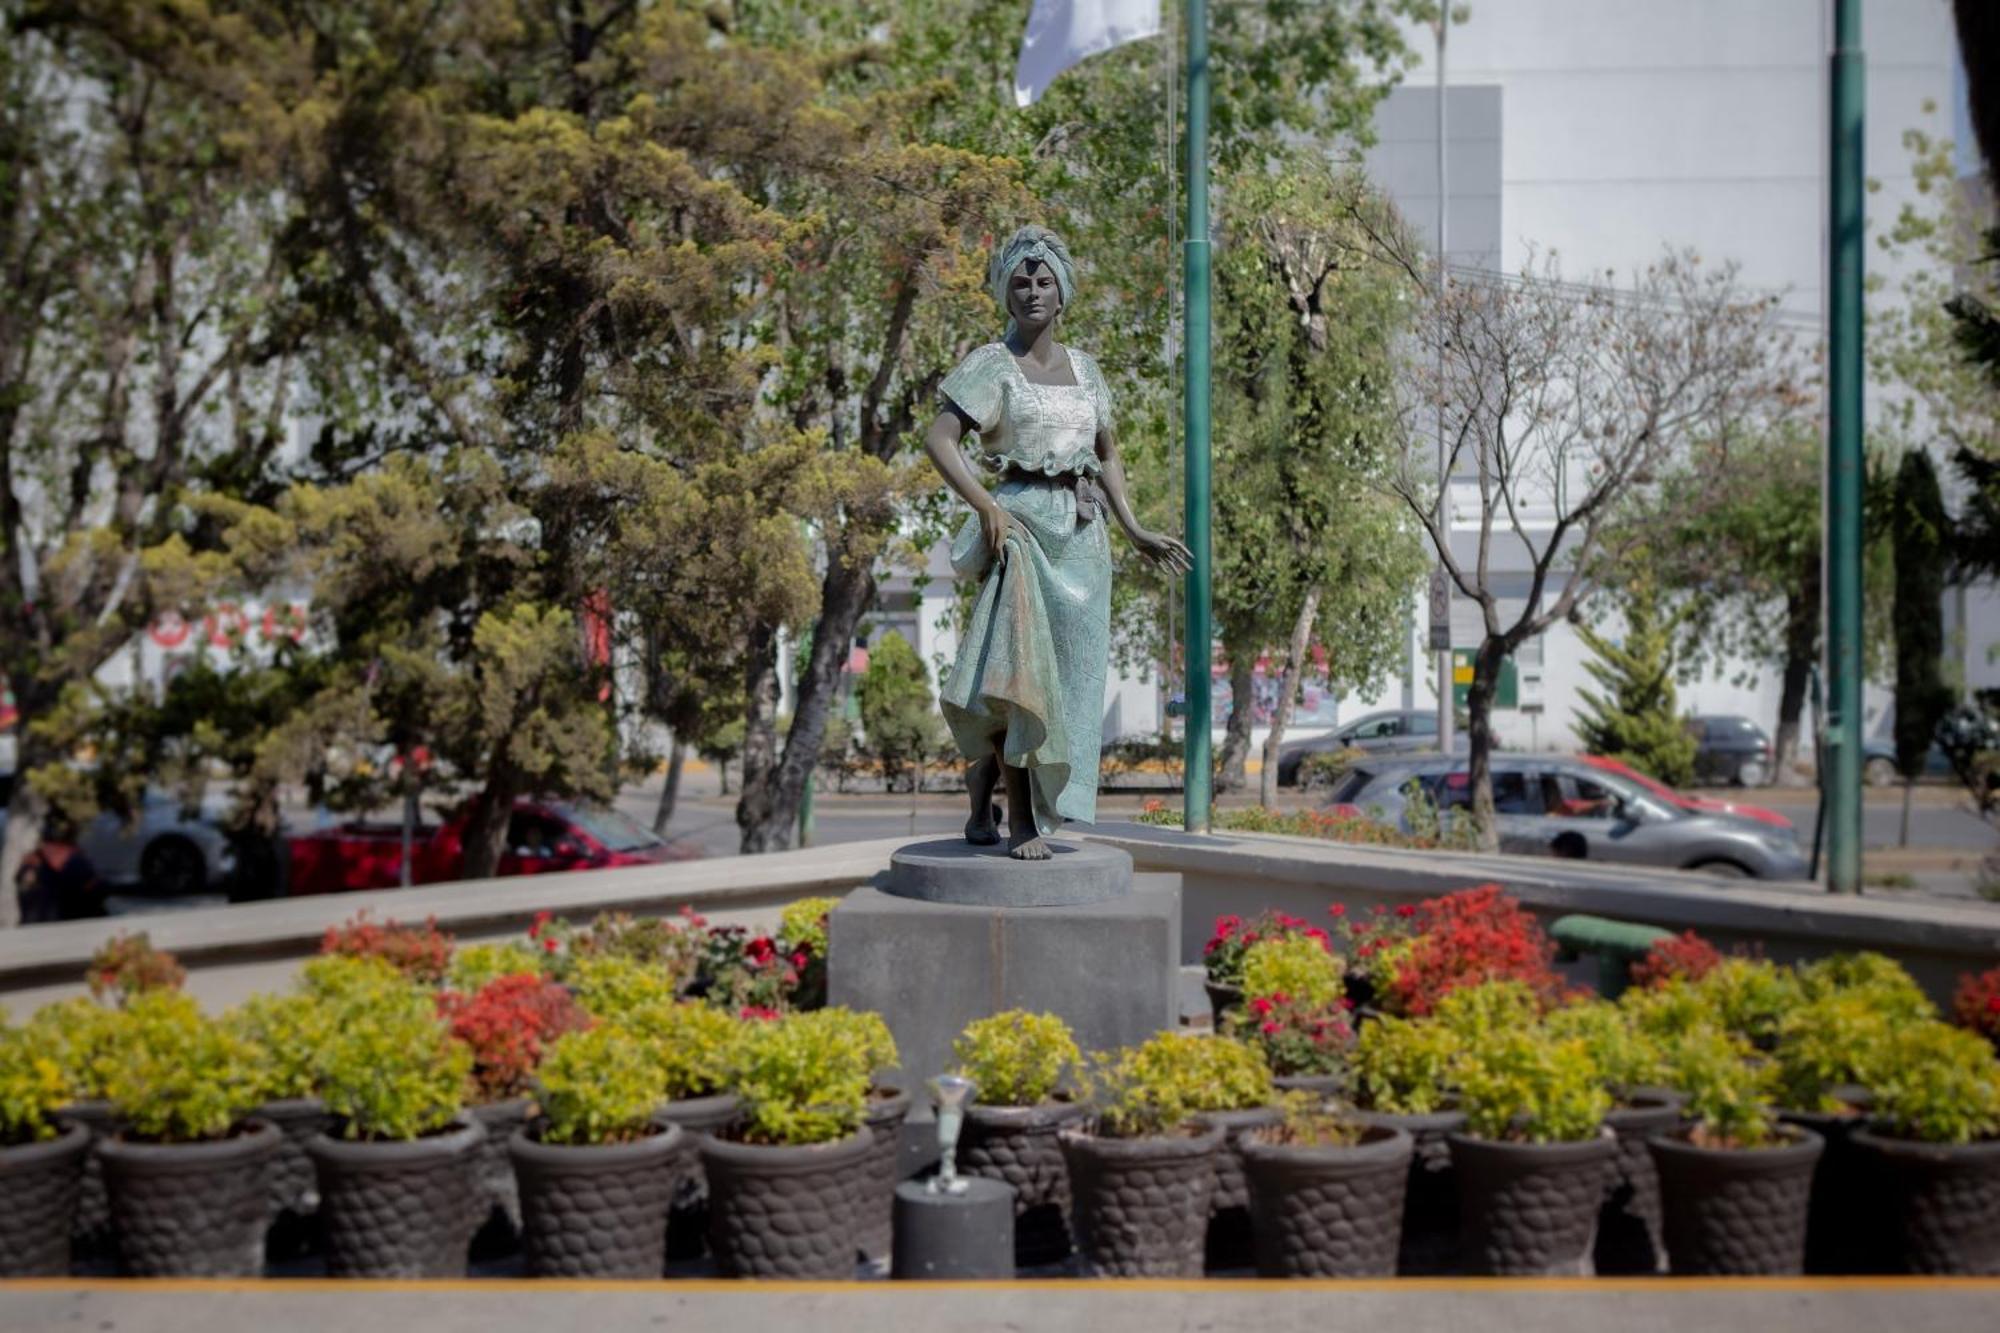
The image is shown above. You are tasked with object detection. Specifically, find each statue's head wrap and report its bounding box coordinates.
[988,225,1075,338]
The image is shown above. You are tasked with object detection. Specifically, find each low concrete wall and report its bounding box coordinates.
[5,824,1995,1015]
[0,839,907,1014]
[1085,823,2000,1003]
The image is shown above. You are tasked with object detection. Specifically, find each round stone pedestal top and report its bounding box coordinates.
[883,839,1133,908]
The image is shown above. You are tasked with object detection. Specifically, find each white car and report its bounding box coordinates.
[81,790,237,897]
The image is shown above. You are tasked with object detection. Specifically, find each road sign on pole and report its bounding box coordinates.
[1428,570,1451,652]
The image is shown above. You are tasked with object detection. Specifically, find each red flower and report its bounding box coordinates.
[1328,903,1347,918]
[739,1005,782,1022]
[1989,996,2000,1014]
[1261,1021,1281,1035]
[542,936,560,954]
[746,936,777,966]
[1394,904,1417,918]
[1249,996,1274,1017]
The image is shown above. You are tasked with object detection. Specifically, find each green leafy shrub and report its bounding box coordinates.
[24,997,128,1102]
[1456,1031,1610,1144]
[570,955,680,1021]
[788,1007,898,1086]
[0,1027,69,1145]
[535,1026,665,1146]
[87,932,185,1005]
[1240,934,1343,1008]
[779,897,840,962]
[1868,1021,2000,1145]
[1431,980,1545,1046]
[953,1010,1081,1106]
[1253,1090,1368,1148]
[1225,993,1353,1078]
[1087,1033,1273,1138]
[316,989,471,1141]
[729,1015,870,1146]
[448,942,547,993]
[298,954,416,1005]
[1543,998,1666,1092]
[1655,1025,1780,1148]
[1690,959,1804,1049]
[1351,1016,1461,1115]
[228,993,338,1102]
[1618,978,1721,1042]
[621,1000,741,1101]
[1772,992,1897,1113]
[1796,952,1935,1022]
[103,992,266,1142]
[1179,1034,1275,1111]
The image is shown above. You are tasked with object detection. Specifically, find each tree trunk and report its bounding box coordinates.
[0,779,48,930]
[1772,569,1819,787]
[653,740,687,836]
[734,625,784,842]
[1466,639,1506,852]
[459,768,520,882]
[1216,650,1256,792]
[737,555,876,853]
[1901,779,1914,848]
[1260,590,1322,810]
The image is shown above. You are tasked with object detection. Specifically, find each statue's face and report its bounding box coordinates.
[1007,258,1062,329]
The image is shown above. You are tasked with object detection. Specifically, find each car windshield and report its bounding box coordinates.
[554,803,662,853]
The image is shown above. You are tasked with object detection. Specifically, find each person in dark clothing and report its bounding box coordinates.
[14,814,106,923]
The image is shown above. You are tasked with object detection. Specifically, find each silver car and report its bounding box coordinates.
[1328,754,1810,880]
[81,790,237,896]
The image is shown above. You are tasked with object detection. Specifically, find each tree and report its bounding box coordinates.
[1392,254,1796,844]
[1572,577,1697,787]
[855,631,946,794]
[1651,425,1894,784]
[1892,449,1952,844]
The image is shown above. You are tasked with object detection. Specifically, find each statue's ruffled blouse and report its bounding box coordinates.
[938,343,1113,476]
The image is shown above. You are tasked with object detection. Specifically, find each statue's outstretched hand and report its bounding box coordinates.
[1132,529,1193,575]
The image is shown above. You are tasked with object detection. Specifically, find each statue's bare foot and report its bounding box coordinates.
[1008,830,1051,860]
[966,802,1002,846]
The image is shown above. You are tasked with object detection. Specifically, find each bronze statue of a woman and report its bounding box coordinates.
[926,227,1191,860]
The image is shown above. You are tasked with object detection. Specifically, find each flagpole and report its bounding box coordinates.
[1181,0,1213,833]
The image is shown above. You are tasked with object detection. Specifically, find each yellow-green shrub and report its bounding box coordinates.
[298,954,414,1005]
[0,1027,69,1145]
[103,992,266,1142]
[24,997,127,1103]
[448,942,547,993]
[1352,1016,1461,1115]
[789,1007,899,1085]
[228,992,339,1103]
[621,1000,741,1101]
[1868,1021,2000,1145]
[535,1026,665,1146]
[1655,1025,1779,1148]
[780,896,841,959]
[1772,992,1897,1113]
[1796,952,1935,1022]
[1543,998,1665,1092]
[954,1011,1080,1106]
[1432,981,1544,1045]
[1239,935,1343,1008]
[730,1015,869,1146]
[316,989,470,1141]
[1456,1030,1609,1144]
[1691,959,1804,1048]
[1089,1033,1272,1138]
[570,955,679,1021]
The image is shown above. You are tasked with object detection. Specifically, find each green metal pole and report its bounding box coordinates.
[1825,0,1865,894]
[798,768,816,849]
[1182,0,1213,834]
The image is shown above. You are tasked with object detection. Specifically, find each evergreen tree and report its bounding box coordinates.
[1892,450,1952,843]
[1573,580,1698,787]
[855,632,946,794]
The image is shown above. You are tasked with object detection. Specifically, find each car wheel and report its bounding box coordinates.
[139,836,206,897]
[1863,756,1898,788]
[1735,759,1769,788]
[1691,859,1752,879]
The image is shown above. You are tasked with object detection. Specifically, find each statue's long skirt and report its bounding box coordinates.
[941,474,1110,836]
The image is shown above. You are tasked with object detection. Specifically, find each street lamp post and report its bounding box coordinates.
[1182,0,1214,834]
[1825,0,1865,893]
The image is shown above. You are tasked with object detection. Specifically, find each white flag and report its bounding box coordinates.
[1014,0,1163,108]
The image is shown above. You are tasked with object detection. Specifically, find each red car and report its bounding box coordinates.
[1578,755,1793,831]
[286,798,700,895]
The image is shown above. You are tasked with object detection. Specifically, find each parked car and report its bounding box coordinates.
[1276,709,1468,787]
[1325,754,1809,880]
[1577,755,1793,831]
[286,797,699,895]
[1685,715,1774,787]
[80,789,239,897]
[1860,703,1955,786]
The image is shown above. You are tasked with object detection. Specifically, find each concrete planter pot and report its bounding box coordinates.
[1780,1099,1876,1274]
[1240,1124,1411,1277]
[0,1121,90,1276]
[1198,1105,1283,1271]
[469,1097,530,1251]
[1595,1092,1683,1275]
[98,1119,281,1277]
[656,1091,741,1260]
[1355,1106,1465,1275]
[510,1120,688,1278]
[700,1128,874,1279]
[57,1099,119,1259]
[1851,1128,2000,1274]
[857,1085,913,1263]
[1649,1126,1823,1275]
[961,1099,1088,1267]
[1203,981,1242,1029]
[1272,1073,1345,1098]
[307,1117,485,1278]
[1061,1122,1226,1278]
[253,1097,332,1259]
[1449,1129,1617,1276]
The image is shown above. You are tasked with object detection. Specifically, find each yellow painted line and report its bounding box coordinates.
[5,1277,1999,1294]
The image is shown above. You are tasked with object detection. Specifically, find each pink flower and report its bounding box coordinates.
[1249,996,1274,1017]
[1328,903,1347,918]
[542,936,559,954]
[1261,1021,1281,1035]
[1395,904,1417,918]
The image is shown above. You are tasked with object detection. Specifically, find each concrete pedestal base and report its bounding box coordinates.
[890,1178,1016,1280]
[828,875,1182,1090]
